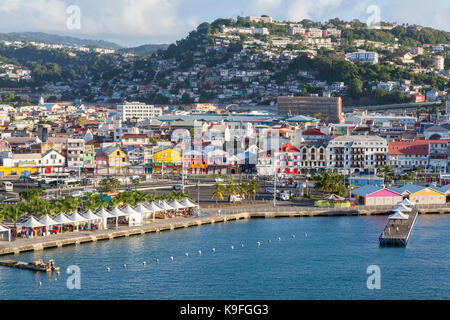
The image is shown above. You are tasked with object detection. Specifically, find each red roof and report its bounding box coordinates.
[302,128,325,136]
[388,140,428,155]
[277,142,300,153]
[122,134,148,139]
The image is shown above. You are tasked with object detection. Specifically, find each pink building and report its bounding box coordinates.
[274,142,301,175]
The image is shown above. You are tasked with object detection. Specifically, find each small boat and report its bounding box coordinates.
[0,259,60,273]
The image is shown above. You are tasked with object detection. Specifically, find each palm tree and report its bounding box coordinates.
[132,178,141,190]
[314,171,347,197]
[0,204,8,223]
[247,178,260,201]
[225,180,237,201]
[7,204,22,231]
[211,182,225,204]
[377,165,394,184]
[237,183,248,200]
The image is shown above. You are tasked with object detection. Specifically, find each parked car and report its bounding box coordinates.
[265,187,280,194]
[172,184,183,190]
[275,181,286,188]
[71,190,83,197]
[229,194,242,203]
[278,193,291,201]
[214,177,224,182]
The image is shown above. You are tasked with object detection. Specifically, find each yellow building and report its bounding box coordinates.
[409,187,446,205]
[153,147,182,174]
[104,145,129,174]
[0,166,37,177]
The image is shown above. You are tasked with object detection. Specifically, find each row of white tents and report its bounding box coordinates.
[1,199,199,240]
[388,198,414,220]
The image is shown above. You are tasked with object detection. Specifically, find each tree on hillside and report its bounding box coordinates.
[1,92,14,103]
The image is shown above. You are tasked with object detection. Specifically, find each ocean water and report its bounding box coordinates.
[0,214,449,300]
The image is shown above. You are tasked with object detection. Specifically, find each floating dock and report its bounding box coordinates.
[379,208,418,247]
[0,259,60,272]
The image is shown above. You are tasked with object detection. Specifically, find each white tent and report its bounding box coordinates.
[134,203,153,219]
[145,202,165,221]
[82,209,102,230]
[82,209,102,221]
[402,198,414,206]
[395,203,412,212]
[109,207,128,217]
[68,212,89,223]
[0,224,11,242]
[180,198,198,208]
[121,205,142,226]
[39,214,59,226]
[20,216,45,228]
[168,200,186,210]
[157,201,175,211]
[388,210,409,220]
[68,211,89,231]
[96,207,114,230]
[54,213,73,224]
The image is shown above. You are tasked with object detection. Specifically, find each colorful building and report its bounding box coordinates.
[352,185,403,206]
[153,147,182,174]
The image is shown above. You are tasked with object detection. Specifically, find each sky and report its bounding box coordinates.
[0,0,448,47]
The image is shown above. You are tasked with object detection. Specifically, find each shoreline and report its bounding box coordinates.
[1,205,449,257]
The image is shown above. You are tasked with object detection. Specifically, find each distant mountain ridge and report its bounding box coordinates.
[0,32,123,49]
[0,32,170,55]
[119,44,169,55]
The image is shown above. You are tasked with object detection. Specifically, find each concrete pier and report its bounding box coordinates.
[0,204,448,256]
[379,208,419,247]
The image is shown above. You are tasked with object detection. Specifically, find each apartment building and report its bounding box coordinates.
[277,96,343,123]
[298,145,327,173]
[117,102,163,121]
[326,135,388,174]
[66,138,85,169]
[434,56,445,71]
[346,52,379,64]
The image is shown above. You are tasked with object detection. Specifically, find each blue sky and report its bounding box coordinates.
[0,0,448,47]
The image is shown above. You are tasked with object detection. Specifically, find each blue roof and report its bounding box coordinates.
[390,184,427,194]
[437,185,450,193]
[351,185,383,196]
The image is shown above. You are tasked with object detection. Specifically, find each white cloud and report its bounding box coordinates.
[0,0,448,46]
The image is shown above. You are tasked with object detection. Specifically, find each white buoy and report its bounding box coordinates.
[198,250,202,255]
[38,281,42,286]
[185,252,189,257]
[106,267,111,272]
[170,256,174,261]
[156,258,159,263]
[241,243,244,248]
[305,233,308,237]
[57,271,60,275]
[257,241,261,246]
[292,234,296,239]
[123,264,127,268]
[143,261,147,265]
[278,237,281,241]
[212,248,216,253]
[231,245,234,250]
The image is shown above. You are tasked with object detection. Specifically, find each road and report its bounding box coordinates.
[3,176,314,206]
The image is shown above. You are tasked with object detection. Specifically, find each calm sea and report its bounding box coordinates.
[0,214,449,300]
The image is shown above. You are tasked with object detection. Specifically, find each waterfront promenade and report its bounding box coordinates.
[1,203,449,256]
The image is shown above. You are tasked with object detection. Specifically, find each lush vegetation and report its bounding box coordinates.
[0,188,193,225]
[313,171,348,197]
[211,178,260,203]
